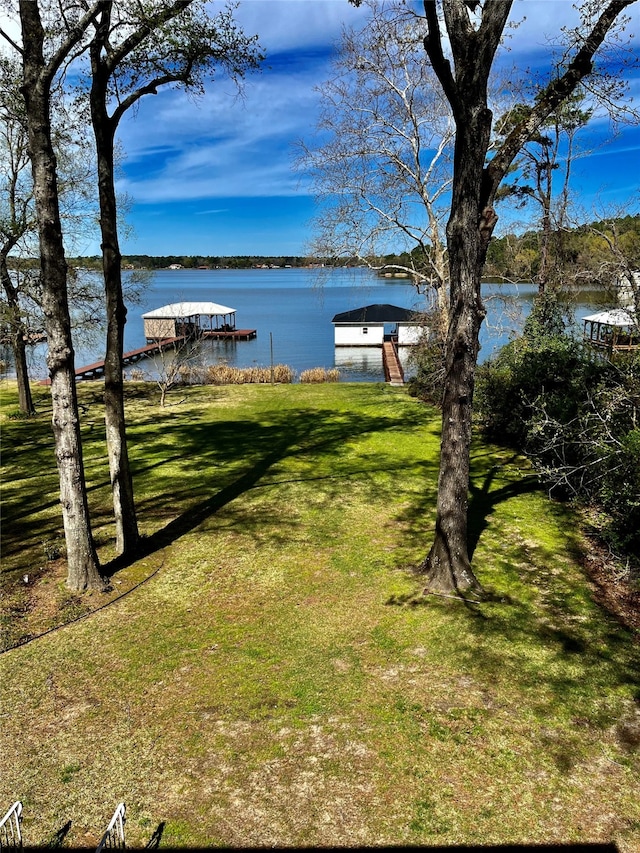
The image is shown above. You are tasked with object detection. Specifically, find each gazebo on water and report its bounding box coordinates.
[142,302,256,342]
[581,308,639,356]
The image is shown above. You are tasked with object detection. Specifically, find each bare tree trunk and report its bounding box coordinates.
[90,38,139,556]
[1,251,35,415]
[12,324,34,414]
[537,157,553,295]
[19,0,105,591]
[421,95,495,596]
[100,168,140,556]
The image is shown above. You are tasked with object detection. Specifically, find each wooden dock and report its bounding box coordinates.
[201,328,257,341]
[38,327,258,385]
[382,340,404,386]
[38,336,186,385]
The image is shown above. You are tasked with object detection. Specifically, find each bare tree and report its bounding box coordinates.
[415,0,636,595]
[150,336,205,408]
[85,0,262,556]
[6,0,107,590]
[584,214,640,322]
[302,0,453,320]
[0,53,102,415]
[495,90,593,296]
[0,55,37,414]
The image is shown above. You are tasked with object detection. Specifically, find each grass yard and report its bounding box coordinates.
[1,380,639,849]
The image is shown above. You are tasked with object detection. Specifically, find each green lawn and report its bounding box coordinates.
[1,380,638,849]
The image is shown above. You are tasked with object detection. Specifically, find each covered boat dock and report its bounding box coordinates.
[582,308,639,356]
[331,304,425,386]
[142,301,256,342]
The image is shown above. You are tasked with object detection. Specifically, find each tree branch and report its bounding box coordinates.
[485,0,635,201]
[46,1,105,86]
[0,27,23,56]
[422,1,457,107]
[111,67,193,126]
[102,0,194,74]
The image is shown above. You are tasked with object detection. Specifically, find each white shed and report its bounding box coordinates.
[331,304,423,347]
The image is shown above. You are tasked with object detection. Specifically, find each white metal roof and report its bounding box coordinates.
[581,308,636,327]
[142,301,236,319]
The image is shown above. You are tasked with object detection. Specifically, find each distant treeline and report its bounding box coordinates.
[68,254,319,270]
[375,214,640,282]
[16,213,640,278]
[484,213,640,281]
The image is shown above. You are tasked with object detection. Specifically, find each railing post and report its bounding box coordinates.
[96,803,126,852]
[0,802,23,850]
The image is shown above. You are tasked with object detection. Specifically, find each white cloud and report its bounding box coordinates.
[115,0,640,203]
[231,0,362,52]
[117,50,325,199]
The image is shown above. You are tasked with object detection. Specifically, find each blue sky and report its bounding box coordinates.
[103,0,640,258]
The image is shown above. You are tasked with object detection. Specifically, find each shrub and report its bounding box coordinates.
[476,303,640,559]
[475,334,604,446]
[600,428,640,552]
[405,316,446,405]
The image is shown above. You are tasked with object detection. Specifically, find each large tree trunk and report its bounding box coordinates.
[420,0,634,597]
[1,252,35,415]
[100,185,139,557]
[90,49,140,556]
[20,0,105,591]
[422,99,495,596]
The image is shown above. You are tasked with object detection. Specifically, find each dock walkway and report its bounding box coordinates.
[38,336,186,385]
[382,340,404,386]
[38,327,258,385]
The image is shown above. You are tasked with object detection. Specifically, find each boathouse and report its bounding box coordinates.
[331,304,422,347]
[582,308,639,356]
[143,302,239,341]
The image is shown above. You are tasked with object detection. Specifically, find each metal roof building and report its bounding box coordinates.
[331,304,417,324]
[582,308,639,355]
[331,303,424,347]
[142,301,237,340]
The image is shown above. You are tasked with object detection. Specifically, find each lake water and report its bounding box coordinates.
[14,267,610,383]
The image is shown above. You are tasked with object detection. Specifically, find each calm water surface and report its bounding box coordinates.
[22,267,610,383]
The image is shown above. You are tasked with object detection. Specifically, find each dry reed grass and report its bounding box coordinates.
[299,367,341,383]
[205,363,294,384]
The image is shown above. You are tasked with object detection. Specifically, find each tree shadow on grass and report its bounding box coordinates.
[105,403,428,576]
[467,459,541,561]
[390,443,640,727]
[391,447,538,575]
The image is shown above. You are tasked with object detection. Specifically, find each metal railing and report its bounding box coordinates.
[0,802,23,850]
[96,803,126,852]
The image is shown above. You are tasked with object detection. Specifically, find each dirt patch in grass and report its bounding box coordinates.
[1,551,163,652]
[580,532,640,636]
